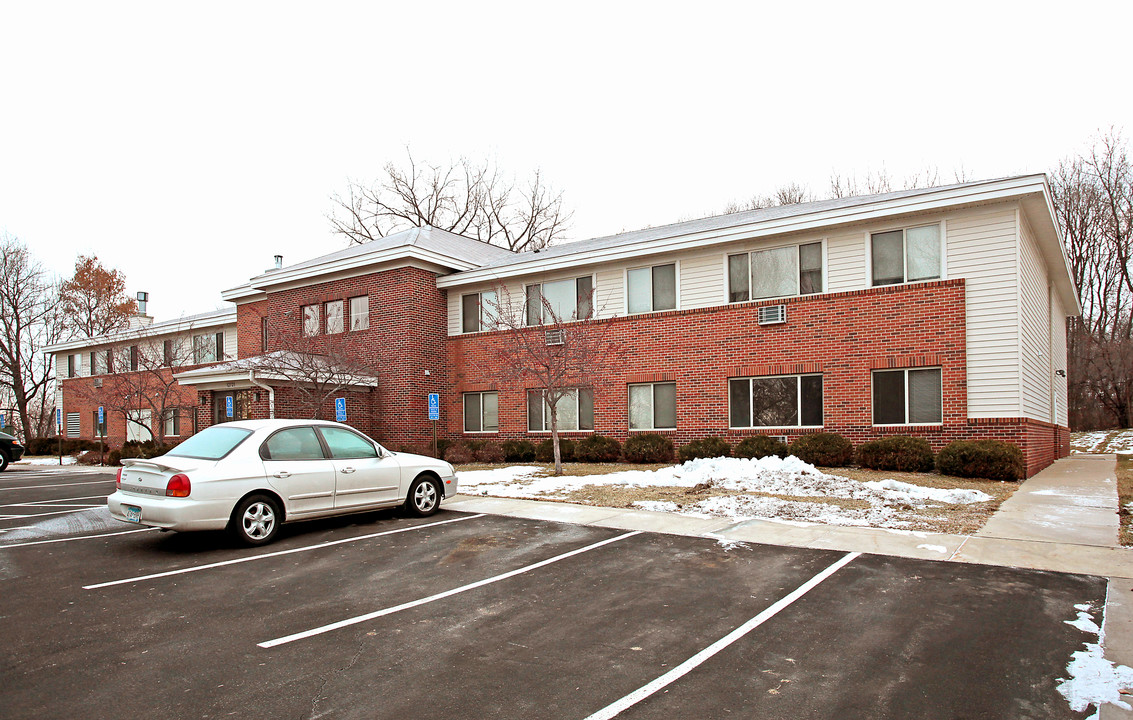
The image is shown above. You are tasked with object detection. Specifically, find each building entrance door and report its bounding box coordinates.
[213,390,253,425]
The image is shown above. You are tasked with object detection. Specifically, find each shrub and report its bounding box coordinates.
[734,435,788,459]
[443,442,474,464]
[677,437,732,462]
[473,442,505,463]
[502,439,537,462]
[75,450,104,466]
[623,433,674,464]
[575,435,622,462]
[788,433,853,467]
[108,450,122,466]
[536,438,576,462]
[856,436,935,472]
[937,439,1024,481]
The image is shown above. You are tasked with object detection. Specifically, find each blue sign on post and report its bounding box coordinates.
[0,412,5,428]
[97,406,104,424]
[428,393,440,421]
[225,396,233,418]
[335,397,347,422]
[56,408,62,430]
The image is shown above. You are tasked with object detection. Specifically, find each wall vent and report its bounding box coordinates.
[545,329,564,346]
[773,435,790,445]
[92,377,103,388]
[758,305,786,325]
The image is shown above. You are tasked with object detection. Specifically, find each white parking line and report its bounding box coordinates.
[0,507,101,520]
[83,513,487,590]
[581,551,860,720]
[0,528,157,548]
[9,495,109,506]
[0,480,114,492]
[258,530,643,649]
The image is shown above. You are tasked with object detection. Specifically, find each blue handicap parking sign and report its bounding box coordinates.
[97,406,104,424]
[56,408,62,428]
[428,393,440,421]
[225,396,233,418]
[335,397,347,422]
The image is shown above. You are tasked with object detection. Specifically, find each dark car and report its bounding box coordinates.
[0,431,24,471]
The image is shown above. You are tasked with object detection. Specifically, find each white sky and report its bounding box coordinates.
[2,1,1130,320]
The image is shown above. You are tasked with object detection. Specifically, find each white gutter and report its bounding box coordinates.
[248,370,275,419]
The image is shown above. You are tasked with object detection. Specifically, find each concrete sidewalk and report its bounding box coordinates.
[447,454,1133,579]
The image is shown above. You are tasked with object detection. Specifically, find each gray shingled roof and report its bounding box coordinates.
[255,226,515,281]
[471,178,1021,271]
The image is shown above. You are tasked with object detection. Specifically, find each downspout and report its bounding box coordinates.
[248,370,275,419]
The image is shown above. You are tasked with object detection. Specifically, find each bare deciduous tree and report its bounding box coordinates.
[330,150,571,252]
[0,235,66,442]
[486,288,625,475]
[254,328,379,420]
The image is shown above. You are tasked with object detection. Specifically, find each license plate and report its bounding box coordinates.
[124,505,142,523]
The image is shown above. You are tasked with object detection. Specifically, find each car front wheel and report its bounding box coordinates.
[405,475,441,517]
[0,452,8,472]
[229,494,281,546]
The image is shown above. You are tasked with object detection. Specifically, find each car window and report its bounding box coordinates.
[263,427,326,461]
[318,427,378,459]
[166,426,252,460]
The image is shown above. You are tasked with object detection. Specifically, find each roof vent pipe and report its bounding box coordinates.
[274,255,283,269]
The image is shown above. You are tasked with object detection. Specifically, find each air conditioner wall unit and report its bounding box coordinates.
[545,329,564,346]
[93,378,103,388]
[757,305,787,325]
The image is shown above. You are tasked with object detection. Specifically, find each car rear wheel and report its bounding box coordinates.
[405,475,441,517]
[0,452,8,472]
[229,494,281,546]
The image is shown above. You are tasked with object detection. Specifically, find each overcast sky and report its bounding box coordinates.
[2,1,1130,320]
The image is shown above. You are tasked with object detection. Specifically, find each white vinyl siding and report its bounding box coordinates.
[825,230,866,292]
[1050,291,1068,426]
[678,253,721,309]
[1019,213,1052,421]
[947,206,1020,418]
[593,267,623,319]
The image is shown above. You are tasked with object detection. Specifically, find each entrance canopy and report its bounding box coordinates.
[174,351,381,392]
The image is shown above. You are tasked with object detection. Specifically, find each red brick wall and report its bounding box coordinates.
[445,278,1066,476]
[58,369,201,445]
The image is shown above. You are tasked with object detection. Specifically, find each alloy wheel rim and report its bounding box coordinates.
[415,482,437,512]
[243,502,275,539]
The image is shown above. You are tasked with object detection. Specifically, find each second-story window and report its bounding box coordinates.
[627,264,676,314]
[349,296,369,331]
[325,300,344,334]
[130,346,139,371]
[193,333,215,364]
[163,339,173,367]
[462,291,497,333]
[302,304,320,336]
[729,242,823,303]
[871,224,941,286]
[526,276,593,325]
[67,354,76,378]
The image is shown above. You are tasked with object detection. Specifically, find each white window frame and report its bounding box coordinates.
[624,262,679,315]
[163,408,181,437]
[527,388,594,432]
[728,373,824,429]
[462,291,498,333]
[325,300,344,334]
[866,222,945,287]
[302,304,320,337]
[726,240,826,304]
[192,334,215,364]
[524,275,595,326]
[349,296,369,331]
[870,367,944,426]
[627,382,677,431]
[462,391,499,433]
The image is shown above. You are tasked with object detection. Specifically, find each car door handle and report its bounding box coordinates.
[274,471,291,479]
[341,467,356,474]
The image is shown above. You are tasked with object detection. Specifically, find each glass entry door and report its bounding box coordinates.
[213,390,253,424]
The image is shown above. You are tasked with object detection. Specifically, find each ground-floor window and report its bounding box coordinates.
[730,374,823,428]
[91,410,106,438]
[872,368,942,425]
[463,391,499,433]
[628,382,676,430]
[528,388,594,432]
[163,409,181,437]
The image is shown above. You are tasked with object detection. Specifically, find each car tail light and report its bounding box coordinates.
[115,468,122,489]
[166,474,191,498]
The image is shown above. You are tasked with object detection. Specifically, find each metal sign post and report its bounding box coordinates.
[335,397,347,422]
[56,408,62,465]
[97,406,105,465]
[428,393,440,458]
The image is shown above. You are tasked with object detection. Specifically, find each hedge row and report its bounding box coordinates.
[442,433,1025,481]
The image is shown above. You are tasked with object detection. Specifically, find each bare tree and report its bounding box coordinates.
[0,235,66,442]
[254,328,379,419]
[330,149,571,252]
[724,183,814,214]
[486,287,625,475]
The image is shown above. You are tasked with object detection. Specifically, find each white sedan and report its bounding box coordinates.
[107,419,458,546]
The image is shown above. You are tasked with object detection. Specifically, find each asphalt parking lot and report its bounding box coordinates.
[0,468,1106,719]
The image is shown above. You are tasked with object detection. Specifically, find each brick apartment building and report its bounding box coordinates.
[48,175,1078,476]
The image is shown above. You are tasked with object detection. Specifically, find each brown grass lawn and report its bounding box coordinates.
[1117,455,1133,546]
[454,461,1017,535]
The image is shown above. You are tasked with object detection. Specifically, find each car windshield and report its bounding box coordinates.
[166,426,253,460]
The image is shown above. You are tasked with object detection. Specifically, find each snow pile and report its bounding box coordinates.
[1057,603,1133,713]
[457,455,991,528]
[1072,429,1133,454]
[15,456,77,466]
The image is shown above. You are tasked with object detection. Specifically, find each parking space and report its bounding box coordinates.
[0,468,1106,719]
[0,467,117,534]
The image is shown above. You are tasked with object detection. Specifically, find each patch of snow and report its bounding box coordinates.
[1057,603,1133,713]
[1071,429,1133,454]
[916,544,948,553]
[633,500,680,513]
[457,455,993,529]
[0,507,119,546]
[15,456,77,466]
